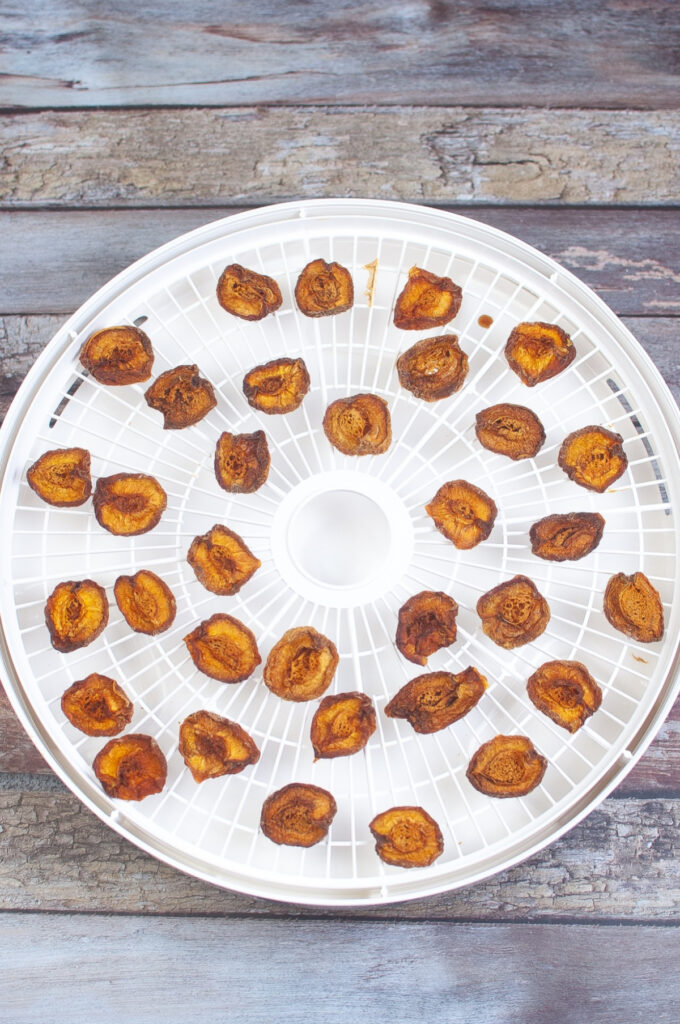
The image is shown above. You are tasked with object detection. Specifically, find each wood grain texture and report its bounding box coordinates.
[2,107,680,206]
[2,0,679,109]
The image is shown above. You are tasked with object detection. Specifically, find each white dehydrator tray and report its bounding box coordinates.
[1,199,680,906]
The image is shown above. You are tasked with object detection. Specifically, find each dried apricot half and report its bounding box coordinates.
[114,569,176,635]
[260,783,337,847]
[264,627,339,702]
[393,267,462,330]
[80,325,154,385]
[369,806,444,868]
[27,447,92,507]
[467,735,547,798]
[475,403,545,460]
[144,365,216,429]
[603,571,664,643]
[243,357,310,414]
[187,524,261,596]
[61,673,133,736]
[184,613,261,683]
[396,591,458,666]
[322,393,391,456]
[426,479,497,550]
[396,334,469,401]
[93,473,167,536]
[385,667,486,734]
[558,426,628,492]
[179,710,260,783]
[530,511,605,562]
[215,430,270,493]
[310,692,377,759]
[45,579,109,653]
[527,660,602,733]
[505,321,575,386]
[216,263,282,321]
[295,258,353,317]
[93,734,167,801]
[477,575,550,649]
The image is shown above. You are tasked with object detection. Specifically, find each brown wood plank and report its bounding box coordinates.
[1,1,678,109]
[2,108,680,207]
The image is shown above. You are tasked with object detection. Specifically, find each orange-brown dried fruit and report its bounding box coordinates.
[260,783,337,847]
[475,403,545,461]
[505,321,575,386]
[27,447,92,507]
[243,357,310,415]
[264,627,339,702]
[45,579,109,653]
[216,263,282,321]
[184,613,261,683]
[187,524,261,596]
[530,512,605,562]
[295,258,354,317]
[93,733,167,801]
[477,575,550,649]
[179,710,260,783]
[527,660,602,733]
[426,479,498,550]
[61,673,133,736]
[603,571,664,643]
[393,267,462,330]
[93,473,167,536]
[80,325,154,385]
[114,570,176,635]
[144,365,216,429]
[467,734,547,798]
[310,692,377,759]
[385,667,486,734]
[396,334,469,401]
[396,591,458,666]
[558,426,628,493]
[322,393,391,456]
[369,806,444,868]
[214,430,270,493]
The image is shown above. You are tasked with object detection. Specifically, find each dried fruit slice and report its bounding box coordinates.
[114,570,176,635]
[179,710,260,783]
[260,783,337,847]
[603,571,664,643]
[369,806,444,868]
[79,325,154,385]
[93,473,167,536]
[27,447,92,507]
[243,357,310,414]
[184,613,261,683]
[187,524,261,596]
[322,393,391,455]
[396,591,458,666]
[426,479,497,550]
[467,735,547,798]
[530,512,605,562]
[558,426,628,492]
[295,258,354,317]
[45,579,109,653]
[396,334,469,401]
[216,263,282,321]
[393,267,462,330]
[93,734,167,801]
[527,660,602,733]
[144,365,216,429]
[61,673,133,736]
[214,430,270,493]
[505,321,575,386]
[477,575,550,649]
[385,667,486,734]
[310,692,377,759]
[475,403,545,460]
[264,627,339,702]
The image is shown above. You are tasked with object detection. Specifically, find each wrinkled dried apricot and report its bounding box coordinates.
[530,512,605,562]
[295,258,354,317]
[385,667,486,734]
[467,735,547,798]
[215,430,270,493]
[114,570,176,635]
[393,267,462,330]
[475,403,545,460]
[216,264,282,321]
[179,710,260,783]
[93,734,167,801]
[144,364,216,429]
[61,673,133,736]
[310,692,377,759]
[396,591,458,666]
[426,479,497,550]
[261,783,337,847]
[187,524,261,596]
[80,325,154,385]
[477,575,550,649]
[396,334,469,402]
[264,627,339,702]
[527,660,602,733]
[93,473,167,536]
[505,321,575,386]
[27,448,92,507]
[45,579,109,653]
[369,806,444,868]
[184,613,261,683]
[558,426,628,492]
[243,357,310,414]
[322,393,391,455]
[603,571,664,643]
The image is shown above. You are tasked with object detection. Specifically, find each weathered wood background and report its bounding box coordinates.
[1,2,680,1021]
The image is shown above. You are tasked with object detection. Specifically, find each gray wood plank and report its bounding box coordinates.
[1,1,678,109]
[2,107,680,207]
